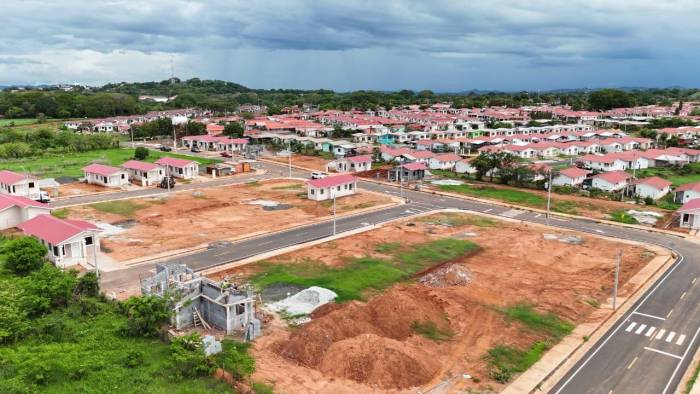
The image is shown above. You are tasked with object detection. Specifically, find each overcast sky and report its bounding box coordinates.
[2,0,699,91]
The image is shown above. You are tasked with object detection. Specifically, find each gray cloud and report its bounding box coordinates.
[1,0,699,89]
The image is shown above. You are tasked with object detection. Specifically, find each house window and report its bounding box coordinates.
[53,245,60,256]
[310,189,315,195]
[320,189,324,194]
[683,214,690,223]
[28,182,35,188]
[337,186,341,191]
[121,174,125,179]
[85,236,93,245]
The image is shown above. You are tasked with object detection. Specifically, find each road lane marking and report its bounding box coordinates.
[667,309,674,318]
[635,324,647,335]
[681,292,687,300]
[693,277,698,285]
[483,208,493,213]
[632,311,666,321]
[676,335,687,346]
[645,326,656,337]
[644,347,683,360]
[666,332,676,343]
[656,329,667,340]
[534,213,541,218]
[627,356,638,370]
[595,229,605,233]
[626,322,637,332]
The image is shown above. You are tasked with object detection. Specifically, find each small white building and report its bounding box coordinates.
[678,199,700,230]
[335,155,372,173]
[591,171,631,192]
[83,164,129,187]
[552,167,589,187]
[632,177,672,200]
[307,174,357,201]
[455,159,477,175]
[121,160,165,187]
[155,157,199,179]
[674,182,700,204]
[18,214,101,268]
[0,170,42,200]
[428,153,461,170]
[0,194,52,230]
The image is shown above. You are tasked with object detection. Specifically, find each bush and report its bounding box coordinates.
[20,264,78,317]
[134,146,150,160]
[3,237,48,276]
[74,272,100,297]
[644,196,655,205]
[170,333,216,378]
[219,340,255,381]
[0,282,29,344]
[120,295,170,337]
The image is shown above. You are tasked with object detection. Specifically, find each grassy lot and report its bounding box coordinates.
[0,118,39,127]
[0,148,219,178]
[415,212,497,227]
[439,184,545,206]
[487,304,573,383]
[610,210,639,224]
[252,238,479,302]
[90,200,150,218]
[632,167,700,187]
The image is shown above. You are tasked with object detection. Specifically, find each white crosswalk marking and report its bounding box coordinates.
[626,322,637,332]
[677,334,687,346]
[656,329,666,340]
[635,324,647,335]
[666,332,676,343]
[645,327,656,337]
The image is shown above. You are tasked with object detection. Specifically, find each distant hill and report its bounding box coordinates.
[98,78,251,96]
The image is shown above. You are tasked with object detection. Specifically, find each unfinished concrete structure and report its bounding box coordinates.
[141,264,262,340]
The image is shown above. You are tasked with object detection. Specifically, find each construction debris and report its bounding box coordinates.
[268,286,338,316]
[419,264,472,287]
[543,233,584,245]
[141,264,263,340]
[203,335,223,356]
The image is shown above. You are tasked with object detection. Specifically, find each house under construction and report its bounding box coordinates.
[141,264,262,340]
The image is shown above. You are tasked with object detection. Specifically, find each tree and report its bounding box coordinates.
[240,112,255,120]
[3,236,47,275]
[588,89,635,111]
[134,146,149,160]
[20,264,78,316]
[223,122,244,138]
[470,153,498,181]
[121,295,170,337]
[170,332,216,378]
[0,282,29,344]
[74,271,100,297]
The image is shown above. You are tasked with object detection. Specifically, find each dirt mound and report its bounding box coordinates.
[319,333,441,389]
[420,264,472,288]
[275,286,450,388]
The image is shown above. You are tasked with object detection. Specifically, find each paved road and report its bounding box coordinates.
[95,159,699,393]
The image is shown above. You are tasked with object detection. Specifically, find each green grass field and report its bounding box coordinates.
[90,200,150,217]
[252,238,479,302]
[439,184,546,206]
[610,210,639,224]
[0,148,219,178]
[632,167,700,187]
[0,118,39,127]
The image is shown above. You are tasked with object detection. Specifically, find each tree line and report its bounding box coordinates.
[0,128,119,159]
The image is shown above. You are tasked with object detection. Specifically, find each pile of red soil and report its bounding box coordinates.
[274,285,450,389]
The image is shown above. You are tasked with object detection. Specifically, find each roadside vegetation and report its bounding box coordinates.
[486,304,573,383]
[90,200,150,218]
[632,163,700,187]
[252,238,479,302]
[610,210,639,224]
[0,235,257,393]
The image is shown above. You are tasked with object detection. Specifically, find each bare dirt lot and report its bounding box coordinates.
[64,179,394,263]
[57,182,116,198]
[212,212,657,393]
[265,154,331,172]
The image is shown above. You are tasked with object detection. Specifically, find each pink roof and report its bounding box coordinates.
[432,153,461,162]
[405,151,435,159]
[347,155,372,163]
[83,164,124,177]
[155,157,196,168]
[122,160,161,172]
[0,194,50,211]
[558,167,589,179]
[676,182,700,193]
[593,170,631,184]
[18,214,100,245]
[0,170,31,185]
[580,154,619,164]
[307,174,357,188]
[634,176,671,190]
[679,198,700,212]
[401,162,427,171]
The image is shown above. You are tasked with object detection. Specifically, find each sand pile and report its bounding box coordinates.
[275,285,449,388]
[420,264,472,287]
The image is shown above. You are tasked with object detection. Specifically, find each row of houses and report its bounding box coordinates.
[83,157,199,187]
[577,148,700,172]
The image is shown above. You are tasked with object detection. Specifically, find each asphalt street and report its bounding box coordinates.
[77,157,698,394]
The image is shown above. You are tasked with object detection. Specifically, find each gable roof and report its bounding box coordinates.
[18,214,100,245]
[0,194,51,212]
[676,182,700,193]
[121,160,161,172]
[678,198,700,212]
[634,176,672,190]
[401,162,427,171]
[432,153,461,162]
[0,170,31,185]
[347,155,372,163]
[558,167,589,179]
[307,174,357,188]
[593,170,631,184]
[83,164,124,177]
[155,157,196,168]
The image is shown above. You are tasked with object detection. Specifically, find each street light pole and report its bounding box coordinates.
[546,169,553,225]
[332,191,337,236]
[612,250,622,311]
[288,140,292,178]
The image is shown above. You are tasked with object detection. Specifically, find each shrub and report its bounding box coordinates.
[3,237,48,276]
[0,282,29,344]
[134,146,150,160]
[170,333,216,378]
[20,264,78,316]
[74,272,100,297]
[120,295,170,337]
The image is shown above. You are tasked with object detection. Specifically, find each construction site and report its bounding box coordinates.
[62,179,394,263]
[206,211,663,393]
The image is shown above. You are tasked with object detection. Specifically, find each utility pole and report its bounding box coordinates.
[130,127,135,148]
[612,250,622,311]
[332,190,337,235]
[546,169,553,225]
[288,140,292,178]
